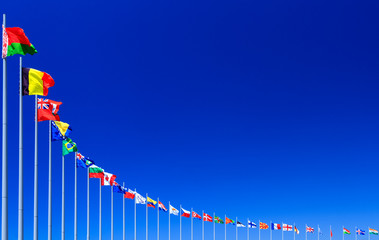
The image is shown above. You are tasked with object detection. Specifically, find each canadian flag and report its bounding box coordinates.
[101,172,116,186]
[181,208,190,218]
[203,213,213,222]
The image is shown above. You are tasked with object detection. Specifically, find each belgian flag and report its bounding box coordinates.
[22,67,55,96]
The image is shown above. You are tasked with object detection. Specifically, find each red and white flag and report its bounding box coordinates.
[181,208,190,218]
[283,224,293,231]
[192,211,202,220]
[203,213,213,222]
[101,172,116,186]
[124,188,135,199]
[306,226,315,233]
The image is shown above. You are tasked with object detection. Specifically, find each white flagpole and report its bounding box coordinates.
[225,215,227,240]
[258,220,260,240]
[18,56,23,240]
[213,213,216,240]
[355,227,357,240]
[236,217,238,240]
[168,201,171,240]
[157,197,160,240]
[343,226,344,240]
[202,211,204,240]
[247,218,249,240]
[191,208,193,240]
[282,223,284,240]
[61,154,65,240]
[48,120,52,240]
[111,186,113,240]
[99,179,102,240]
[318,225,319,240]
[123,182,125,240]
[180,205,182,240]
[134,188,137,240]
[74,153,77,240]
[146,194,148,240]
[270,222,272,240]
[2,13,8,240]
[368,227,370,240]
[305,225,307,240]
[33,94,38,240]
[86,168,90,240]
[293,223,295,240]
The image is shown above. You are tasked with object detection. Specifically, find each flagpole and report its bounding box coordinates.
[343,226,344,240]
[355,227,357,240]
[236,217,238,240]
[2,13,8,240]
[168,201,171,240]
[191,208,193,240]
[146,194,148,240]
[305,225,307,240]
[86,168,89,240]
[226,215,227,240]
[330,225,332,240]
[61,154,65,240]
[74,153,77,240]
[111,186,113,240]
[318,225,319,240]
[48,120,52,240]
[270,221,272,240]
[34,95,38,240]
[18,56,23,240]
[202,211,204,240]
[157,197,160,240]
[123,182,125,240]
[214,213,216,240]
[258,220,260,240]
[134,188,137,240]
[293,223,295,240]
[282,222,284,240]
[180,205,182,240]
[368,227,370,240]
[247,218,249,240]
[99,179,102,240]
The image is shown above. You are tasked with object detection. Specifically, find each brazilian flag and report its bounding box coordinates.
[62,138,78,156]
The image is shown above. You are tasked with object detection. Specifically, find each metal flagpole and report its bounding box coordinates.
[123,182,125,240]
[74,153,77,240]
[99,179,102,240]
[305,225,307,240]
[225,215,227,240]
[258,220,260,240]
[34,95,38,240]
[146,194,148,240]
[282,222,284,240]
[317,225,319,240]
[86,168,89,240]
[236,217,238,240]
[157,198,159,240]
[48,120,52,240]
[111,186,113,240]
[247,218,249,240]
[270,222,272,240]
[191,208,193,240]
[134,188,137,240]
[368,227,370,240]
[18,56,23,240]
[168,201,171,240]
[202,211,204,240]
[355,227,357,240]
[213,213,215,240]
[61,155,65,240]
[293,223,295,240]
[180,205,182,240]
[2,13,8,240]
[343,226,344,240]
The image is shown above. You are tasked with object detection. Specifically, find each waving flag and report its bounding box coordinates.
[101,172,116,186]
[37,98,62,122]
[192,211,201,220]
[306,226,315,233]
[2,27,37,58]
[215,216,224,224]
[112,182,124,193]
[169,205,179,215]
[51,121,71,141]
[283,224,293,231]
[369,229,378,235]
[295,226,300,234]
[124,188,135,199]
[203,213,212,222]
[248,220,256,228]
[62,138,78,156]
[181,208,190,218]
[343,228,350,235]
[89,165,104,179]
[356,229,365,235]
[237,221,246,227]
[76,153,94,168]
[260,222,269,230]
[158,201,167,212]
[22,68,54,96]
[272,223,281,230]
[135,193,146,204]
[226,217,235,225]
[147,197,157,208]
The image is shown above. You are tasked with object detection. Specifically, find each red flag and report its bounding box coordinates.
[124,189,135,199]
[226,217,235,224]
[331,230,333,238]
[37,98,62,122]
[192,211,201,219]
[203,213,213,222]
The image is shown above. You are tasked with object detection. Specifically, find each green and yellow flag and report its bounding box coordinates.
[62,138,78,156]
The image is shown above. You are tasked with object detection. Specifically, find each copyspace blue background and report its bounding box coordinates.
[1,0,379,239]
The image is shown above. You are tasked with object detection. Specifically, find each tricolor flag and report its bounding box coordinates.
[101,172,116,186]
[37,98,62,122]
[237,221,246,227]
[343,228,350,235]
[51,121,71,141]
[215,216,224,224]
[147,197,157,208]
[158,201,167,212]
[295,226,300,234]
[181,208,190,218]
[22,67,54,96]
[169,205,179,215]
[260,222,269,230]
[356,229,365,235]
[89,165,104,179]
[283,224,293,231]
[124,188,135,199]
[306,226,315,233]
[369,229,378,235]
[135,193,146,204]
[2,27,37,58]
[248,220,257,228]
[192,211,202,220]
[76,153,94,169]
[226,217,235,225]
[203,213,213,222]
[272,223,281,230]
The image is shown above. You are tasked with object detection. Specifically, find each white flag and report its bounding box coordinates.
[169,205,179,215]
[135,193,146,204]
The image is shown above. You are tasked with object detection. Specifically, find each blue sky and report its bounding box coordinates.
[2,0,379,239]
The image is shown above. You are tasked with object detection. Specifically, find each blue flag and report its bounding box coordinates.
[51,121,72,141]
[76,153,94,168]
[113,182,125,193]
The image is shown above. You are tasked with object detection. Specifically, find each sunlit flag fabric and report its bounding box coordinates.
[169,205,179,215]
[2,27,37,58]
[37,98,62,122]
[283,224,293,231]
[306,226,315,233]
[203,213,212,222]
[102,172,116,186]
[158,201,167,212]
[62,138,78,156]
[135,193,146,204]
[89,165,104,179]
[51,121,71,141]
[295,226,300,234]
[225,217,235,225]
[248,220,256,228]
[124,188,135,199]
[369,229,378,235]
[237,221,246,227]
[343,228,350,235]
[356,229,365,235]
[22,68,55,96]
[260,222,269,229]
[272,223,281,230]
[181,208,190,218]
[76,153,94,168]
[192,211,201,220]
[215,216,224,224]
[147,197,157,208]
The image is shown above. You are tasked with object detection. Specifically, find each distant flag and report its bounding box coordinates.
[203,213,213,222]
[181,208,190,218]
[283,224,293,231]
[331,229,333,238]
[147,197,157,208]
[306,226,315,233]
[369,229,378,235]
[248,220,257,228]
[112,182,124,193]
[135,193,146,204]
[356,229,365,235]
[51,121,71,141]
[37,98,62,122]
[2,27,37,58]
[295,226,300,234]
[22,67,54,96]
[226,217,235,225]
[169,205,179,215]
[260,222,269,230]
[62,138,78,156]
[318,226,322,235]
[343,228,350,235]
[89,165,104,179]
[237,221,246,227]
[158,201,167,212]
[101,172,116,186]
[124,188,135,199]
[272,223,281,230]
[76,153,94,168]
[215,216,224,224]
[192,211,202,220]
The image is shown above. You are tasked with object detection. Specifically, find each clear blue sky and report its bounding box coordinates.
[2,0,379,239]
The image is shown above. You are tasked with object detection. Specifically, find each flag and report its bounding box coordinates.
[101,172,116,186]
[272,223,281,230]
[203,213,212,222]
[356,229,365,235]
[237,221,246,227]
[260,222,269,229]
[112,182,124,193]
[37,98,61,122]
[135,193,146,204]
[147,197,157,208]
[76,153,94,168]
[306,226,315,233]
[318,226,322,235]
[331,229,333,238]
[2,27,37,58]
[295,226,300,234]
[169,205,179,215]
[283,224,293,231]
[192,211,201,220]
[248,220,257,228]
[226,217,235,225]
[51,121,71,141]
[124,188,135,199]
[89,165,104,179]
[369,229,378,235]
[158,201,167,212]
[343,228,350,235]
[62,138,78,156]
[215,216,224,224]
[181,208,190,218]
[22,67,54,96]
